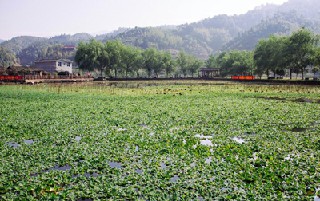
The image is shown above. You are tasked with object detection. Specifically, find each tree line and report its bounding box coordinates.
[75,40,203,78]
[207,28,320,79]
[75,29,319,79]
[253,28,320,79]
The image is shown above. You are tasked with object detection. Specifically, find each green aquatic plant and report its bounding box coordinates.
[0,81,319,199]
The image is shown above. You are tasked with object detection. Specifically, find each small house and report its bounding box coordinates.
[34,59,72,73]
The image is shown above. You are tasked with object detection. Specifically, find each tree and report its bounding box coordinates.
[188,56,203,77]
[217,50,254,77]
[254,36,287,78]
[105,40,124,78]
[121,45,141,78]
[177,51,188,77]
[75,40,105,74]
[205,54,216,68]
[0,46,17,67]
[161,51,175,78]
[142,48,158,78]
[284,29,316,80]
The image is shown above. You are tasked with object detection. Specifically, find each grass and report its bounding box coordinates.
[0,81,320,200]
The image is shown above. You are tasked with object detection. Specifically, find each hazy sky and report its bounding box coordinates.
[0,0,288,40]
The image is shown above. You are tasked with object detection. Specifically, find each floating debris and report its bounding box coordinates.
[117,128,127,132]
[284,154,294,161]
[200,139,216,147]
[205,157,212,164]
[232,137,246,144]
[195,134,213,139]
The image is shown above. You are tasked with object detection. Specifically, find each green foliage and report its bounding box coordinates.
[142,48,159,78]
[254,36,288,77]
[254,28,319,79]
[216,50,254,76]
[75,40,104,72]
[284,29,316,78]
[205,54,217,68]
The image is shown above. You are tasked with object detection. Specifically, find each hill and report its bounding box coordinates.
[1,0,319,64]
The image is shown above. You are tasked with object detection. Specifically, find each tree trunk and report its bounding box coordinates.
[290,69,292,80]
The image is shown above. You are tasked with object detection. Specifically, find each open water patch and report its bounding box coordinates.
[7,142,20,148]
[294,98,313,103]
[205,157,212,164]
[290,127,308,133]
[170,175,179,183]
[160,162,167,170]
[24,140,34,145]
[49,164,72,172]
[315,189,320,201]
[31,164,72,177]
[75,136,82,142]
[108,161,122,169]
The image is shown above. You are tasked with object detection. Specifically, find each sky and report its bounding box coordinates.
[0,0,288,40]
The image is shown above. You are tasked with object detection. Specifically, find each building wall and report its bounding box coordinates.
[34,61,56,73]
[34,60,72,73]
[56,60,72,73]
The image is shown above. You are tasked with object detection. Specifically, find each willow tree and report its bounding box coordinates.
[75,40,106,75]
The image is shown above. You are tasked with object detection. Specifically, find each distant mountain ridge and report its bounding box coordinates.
[1,0,319,64]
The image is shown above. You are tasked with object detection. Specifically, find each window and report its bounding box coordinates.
[58,62,62,66]
[67,63,70,67]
